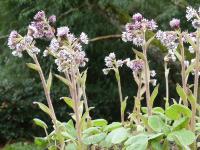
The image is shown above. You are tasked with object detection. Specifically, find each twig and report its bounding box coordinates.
[89,34,121,42]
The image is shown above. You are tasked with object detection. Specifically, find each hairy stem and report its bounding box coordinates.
[164,62,169,109]
[71,68,82,147]
[191,30,200,133]
[179,32,188,106]
[32,55,57,124]
[136,73,142,124]
[142,31,152,116]
[194,30,200,104]
[115,69,124,124]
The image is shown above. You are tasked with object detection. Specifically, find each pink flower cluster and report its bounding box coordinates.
[122,13,157,46]
[103,52,124,75]
[8,31,40,57]
[125,58,144,73]
[156,30,178,61]
[44,26,89,72]
[28,10,56,39]
[8,10,89,71]
[186,6,200,29]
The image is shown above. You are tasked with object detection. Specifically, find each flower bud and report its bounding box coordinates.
[169,18,180,29]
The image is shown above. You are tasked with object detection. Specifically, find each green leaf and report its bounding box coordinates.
[148,115,164,132]
[61,97,74,109]
[65,143,77,150]
[34,137,48,147]
[148,133,164,141]
[121,97,128,115]
[26,63,40,71]
[150,139,163,150]
[64,120,76,139]
[165,104,192,120]
[153,107,165,114]
[103,122,122,132]
[92,119,108,127]
[106,127,128,144]
[172,117,189,131]
[82,133,106,145]
[47,71,52,92]
[175,51,182,62]
[150,84,159,107]
[184,33,197,52]
[80,69,88,85]
[54,74,72,88]
[33,118,48,129]
[33,102,51,116]
[185,62,195,77]
[133,49,145,60]
[125,134,148,150]
[167,129,195,146]
[82,127,101,135]
[61,131,76,141]
[187,89,196,106]
[176,84,187,103]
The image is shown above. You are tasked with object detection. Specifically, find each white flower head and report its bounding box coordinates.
[150,70,156,77]
[80,32,89,44]
[188,46,195,53]
[152,79,157,86]
[186,6,197,21]
[57,26,69,37]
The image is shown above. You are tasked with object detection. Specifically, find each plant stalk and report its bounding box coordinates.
[178,32,188,106]
[115,69,124,124]
[142,31,152,116]
[70,68,82,148]
[32,55,57,124]
[164,61,169,109]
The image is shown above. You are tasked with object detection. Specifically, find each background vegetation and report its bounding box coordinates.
[0,0,199,143]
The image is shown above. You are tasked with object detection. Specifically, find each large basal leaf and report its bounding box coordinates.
[103,122,122,132]
[125,134,148,150]
[148,115,164,132]
[82,133,106,145]
[92,119,108,127]
[148,133,164,141]
[172,117,189,131]
[82,127,101,135]
[65,143,77,150]
[165,104,192,120]
[167,129,195,147]
[105,127,129,144]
